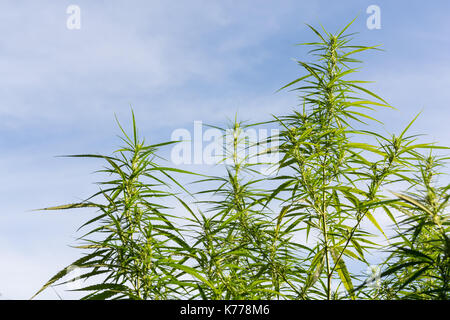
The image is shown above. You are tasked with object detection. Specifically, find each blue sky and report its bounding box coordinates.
[1,0,450,299]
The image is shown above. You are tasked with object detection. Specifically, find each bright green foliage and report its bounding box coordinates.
[266,21,439,300]
[374,155,450,299]
[181,120,300,299]
[32,112,194,300]
[33,21,449,300]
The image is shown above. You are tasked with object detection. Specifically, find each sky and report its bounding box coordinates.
[1,0,450,299]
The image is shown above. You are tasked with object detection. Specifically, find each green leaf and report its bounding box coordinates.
[365,211,387,239]
[391,191,434,216]
[168,263,218,294]
[398,266,431,291]
[31,250,106,299]
[330,247,355,300]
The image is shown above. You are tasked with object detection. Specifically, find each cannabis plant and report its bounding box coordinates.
[33,20,449,300]
[266,20,439,299]
[180,120,299,299]
[375,155,450,299]
[33,112,193,299]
